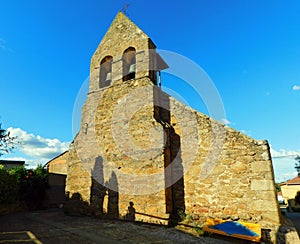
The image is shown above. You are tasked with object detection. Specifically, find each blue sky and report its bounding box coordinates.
[1,0,300,182]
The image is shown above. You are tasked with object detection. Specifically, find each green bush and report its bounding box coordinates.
[19,165,48,210]
[0,164,48,210]
[0,165,18,204]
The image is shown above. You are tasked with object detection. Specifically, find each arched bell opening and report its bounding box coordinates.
[122,47,136,82]
[99,55,113,88]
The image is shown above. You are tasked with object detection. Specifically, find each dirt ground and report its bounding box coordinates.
[0,209,239,244]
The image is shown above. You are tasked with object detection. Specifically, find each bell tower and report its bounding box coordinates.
[88,12,168,93]
[66,11,172,224]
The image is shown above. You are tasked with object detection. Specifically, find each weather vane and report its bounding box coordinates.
[121,3,130,15]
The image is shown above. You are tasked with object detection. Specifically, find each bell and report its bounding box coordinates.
[128,63,136,74]
[105,72,111,81]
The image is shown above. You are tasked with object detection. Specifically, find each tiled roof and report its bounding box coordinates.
[281,176,300,185]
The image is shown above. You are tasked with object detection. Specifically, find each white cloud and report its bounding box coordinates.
[0,156,40,168]
[0,38,14,52]
[270,147,300,158]
[239,129,252,136]
[0,38,6,50]
[6,127,70,166]
[293,85,300,91]
[270,147,300,182]
[1,156,27,161]
[275,171,298,183]
[221,118,231,125]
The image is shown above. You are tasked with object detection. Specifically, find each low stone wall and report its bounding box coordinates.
[168,95,281,226]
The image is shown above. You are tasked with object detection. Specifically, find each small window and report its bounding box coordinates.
[122,47,136,82]
[100,56,113,88]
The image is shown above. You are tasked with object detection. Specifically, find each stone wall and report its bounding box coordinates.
[65,142,91,203]
[65,81,281,226]
[167,95,281,227]
[66,78,170,224]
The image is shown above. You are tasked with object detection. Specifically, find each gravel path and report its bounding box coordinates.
[0,209,232,244]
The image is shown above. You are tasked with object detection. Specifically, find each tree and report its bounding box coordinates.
[295,155,300,176]
[0,123,18,156]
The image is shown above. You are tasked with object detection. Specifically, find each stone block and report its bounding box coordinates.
[252,200,276,212]
[251,180,275,191]
[261,211,281,224]
[251,161,272,173]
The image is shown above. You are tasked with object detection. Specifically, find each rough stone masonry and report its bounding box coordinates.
[65,11,281,238]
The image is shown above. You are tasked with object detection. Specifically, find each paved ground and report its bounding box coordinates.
[0,209,236,244]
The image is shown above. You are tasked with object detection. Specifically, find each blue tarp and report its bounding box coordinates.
[210,221,259,237]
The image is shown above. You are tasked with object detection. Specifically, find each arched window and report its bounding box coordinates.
[100,56,113,88]
[122,47,136,82]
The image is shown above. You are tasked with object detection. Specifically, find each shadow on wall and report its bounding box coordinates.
[106,171,119,218]
[124,201,135,221]
[65,88,185,225]
[154,86,185,225]
[90,156,106,214]
[65,156,119,217]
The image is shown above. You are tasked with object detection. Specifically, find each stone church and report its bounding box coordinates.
[64,11,281,232]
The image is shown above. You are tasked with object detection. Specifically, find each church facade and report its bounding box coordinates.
[64,12,281,231]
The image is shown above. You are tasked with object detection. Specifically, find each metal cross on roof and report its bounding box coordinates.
[121,3,130,15]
